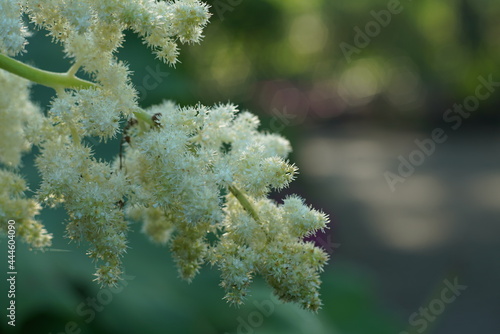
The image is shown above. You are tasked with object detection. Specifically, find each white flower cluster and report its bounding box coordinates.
[2,0,210,286]
[124,102,329,310]
[0,67,52,249]
[0,0,331,310]
[0,69,38,167]
[25,0,210,66]
[0,169,52,248]
[0,0,29,56]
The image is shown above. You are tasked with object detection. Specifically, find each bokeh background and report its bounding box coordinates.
[1,0,500,333]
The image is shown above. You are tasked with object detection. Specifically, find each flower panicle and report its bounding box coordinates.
[0,0,331,312]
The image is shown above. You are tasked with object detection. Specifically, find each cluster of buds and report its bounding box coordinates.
[0,0,330,311]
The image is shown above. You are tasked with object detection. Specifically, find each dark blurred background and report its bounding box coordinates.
[1,0,500,333]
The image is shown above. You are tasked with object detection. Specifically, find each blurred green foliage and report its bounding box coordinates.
[185,0,500,127]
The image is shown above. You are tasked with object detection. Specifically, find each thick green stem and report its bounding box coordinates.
[0,53,97,90]
[228,185,261,224]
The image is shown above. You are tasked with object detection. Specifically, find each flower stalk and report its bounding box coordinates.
[0,53,97,90]
[228,185,261,224]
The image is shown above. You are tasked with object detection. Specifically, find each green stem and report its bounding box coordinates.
[228,185,261,224]
[0,53,98,90]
